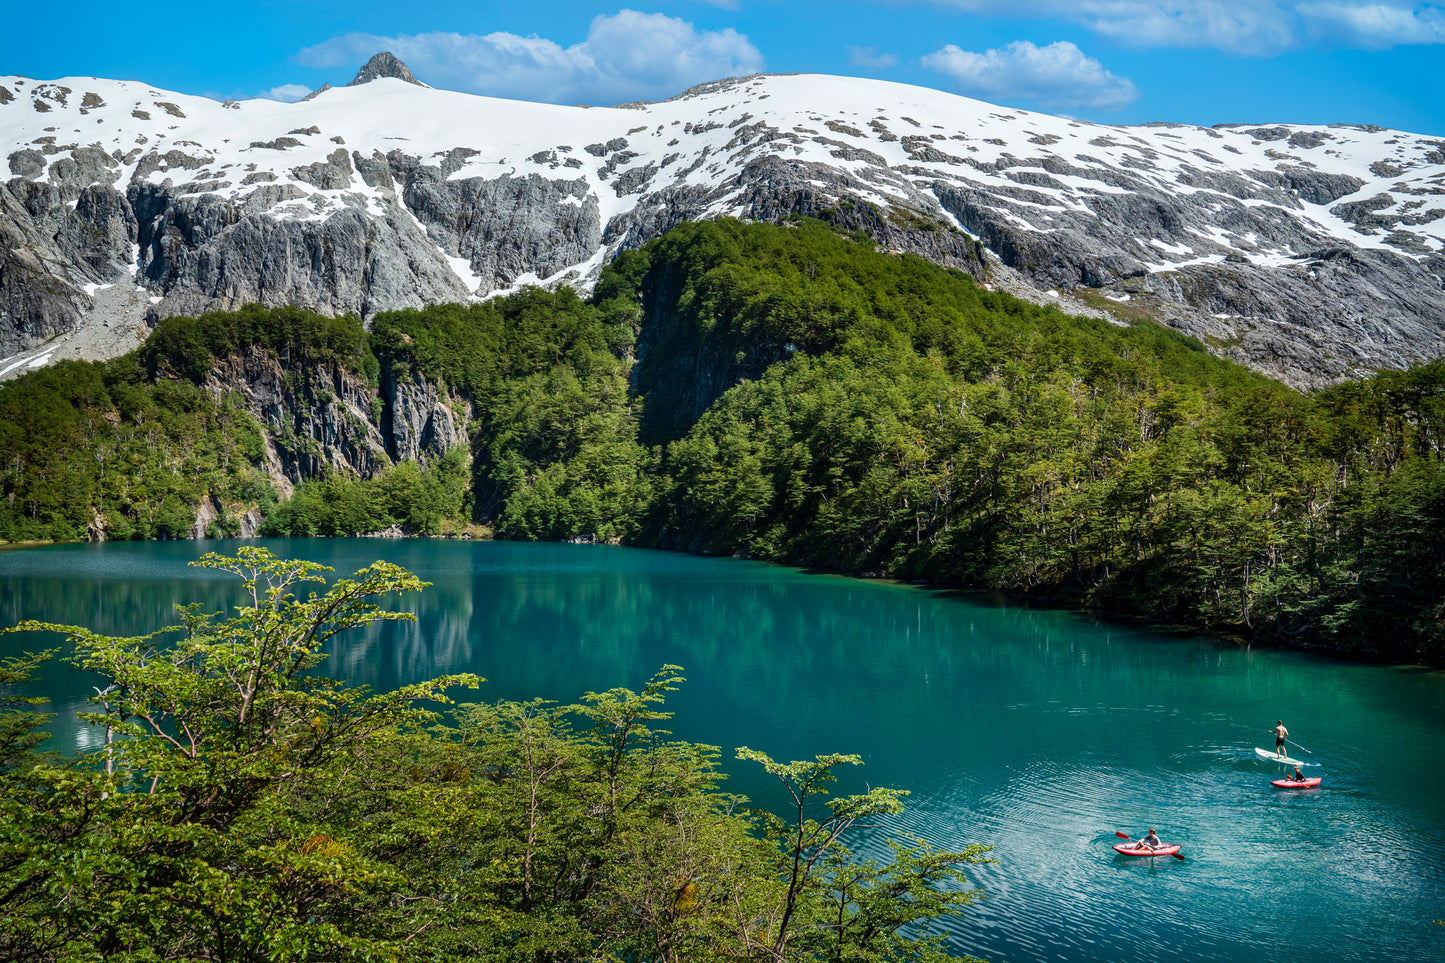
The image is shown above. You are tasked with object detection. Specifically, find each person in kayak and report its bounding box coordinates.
[1291,765,1305,781]
[1133,829,1163,850]
[1273,720,1289,757]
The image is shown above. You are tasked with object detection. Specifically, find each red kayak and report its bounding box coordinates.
[1113,843,1182,857]
[1271,776,1322,789]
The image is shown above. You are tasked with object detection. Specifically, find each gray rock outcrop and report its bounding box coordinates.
[348,52,425,88]
[396,162,603,294]
[383,366,468,465]
[200,343,470,488]
[202,347,390,484]
[0,184,85,355]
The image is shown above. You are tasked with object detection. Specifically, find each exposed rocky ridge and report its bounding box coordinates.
[2,66,1443,389]
[200,346,469,493]
[348,52,426,89]
[381,363,469,466]
[0,183,87,357]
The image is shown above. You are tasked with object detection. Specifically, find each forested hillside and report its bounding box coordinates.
[623,221,1445,661]
[0,360,273,541]
[1,219,1441,660]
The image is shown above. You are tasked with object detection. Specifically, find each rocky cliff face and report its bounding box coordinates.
[201,346,469,495]
[2,67,1442,389]
[347,52,426,89]
[381,363,469,466]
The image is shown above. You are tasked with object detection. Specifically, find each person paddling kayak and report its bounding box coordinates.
[1132,829,1164,851]
[1113,829,1183,858]
[1272,720,1289,757]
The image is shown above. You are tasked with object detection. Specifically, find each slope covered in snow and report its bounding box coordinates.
[2,67,1443,387]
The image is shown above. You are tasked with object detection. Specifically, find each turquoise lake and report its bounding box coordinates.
[2,538,1443,963]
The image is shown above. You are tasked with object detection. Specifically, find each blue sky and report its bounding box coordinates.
[5,1,1443,132]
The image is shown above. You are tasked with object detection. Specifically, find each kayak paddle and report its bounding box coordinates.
[1114,831,1185,860]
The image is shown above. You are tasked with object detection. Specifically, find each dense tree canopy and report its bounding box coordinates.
[622,220,1444,660]
[0,357,271,541]
[142,304,378,386]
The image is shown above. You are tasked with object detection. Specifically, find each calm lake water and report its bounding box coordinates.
[3,539,1443,963]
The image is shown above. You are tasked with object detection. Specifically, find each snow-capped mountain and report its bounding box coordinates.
[3,55,1443,387]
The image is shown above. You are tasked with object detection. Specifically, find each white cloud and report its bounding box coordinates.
[1297,2,1445,48]
[911,1,1445,54]
[296,10,764,106]
[1085,2,1299,54]
[920,40,1139,111]
[846,45,900,70]
[585,10,762,93]
[254,84,312,103]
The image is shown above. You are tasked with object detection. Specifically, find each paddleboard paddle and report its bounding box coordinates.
[1257,724,1312,755]
[1237,719,1313,755]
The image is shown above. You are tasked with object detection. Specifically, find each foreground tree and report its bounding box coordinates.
[735,749,990,962]
[1,549,991,961]
[0,650,54,775]
[1,547,480,961]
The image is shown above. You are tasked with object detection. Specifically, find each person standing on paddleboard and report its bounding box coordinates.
[1273,720,1289,757]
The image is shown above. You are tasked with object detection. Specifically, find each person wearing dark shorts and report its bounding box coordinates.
[1133,829,1163,850]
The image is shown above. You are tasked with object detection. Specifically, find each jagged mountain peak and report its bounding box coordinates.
[0,69,1442,389]
[348,52,425,89]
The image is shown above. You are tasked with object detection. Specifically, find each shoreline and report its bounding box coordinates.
[6,532,1440,671]
[0,540,56,553]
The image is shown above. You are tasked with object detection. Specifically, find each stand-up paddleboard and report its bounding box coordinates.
[1255,747,1305,766]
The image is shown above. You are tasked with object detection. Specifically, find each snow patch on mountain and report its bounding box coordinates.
[2,69,1444,387]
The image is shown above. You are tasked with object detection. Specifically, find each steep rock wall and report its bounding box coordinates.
[201,346,470,492]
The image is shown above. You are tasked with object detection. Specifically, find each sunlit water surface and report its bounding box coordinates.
[3,539,1442,963]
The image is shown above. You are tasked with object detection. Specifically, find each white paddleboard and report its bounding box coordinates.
[1255,747,1305,766]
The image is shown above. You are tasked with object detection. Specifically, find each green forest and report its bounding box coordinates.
[1,218,1442,661]
[1,548,989,961]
